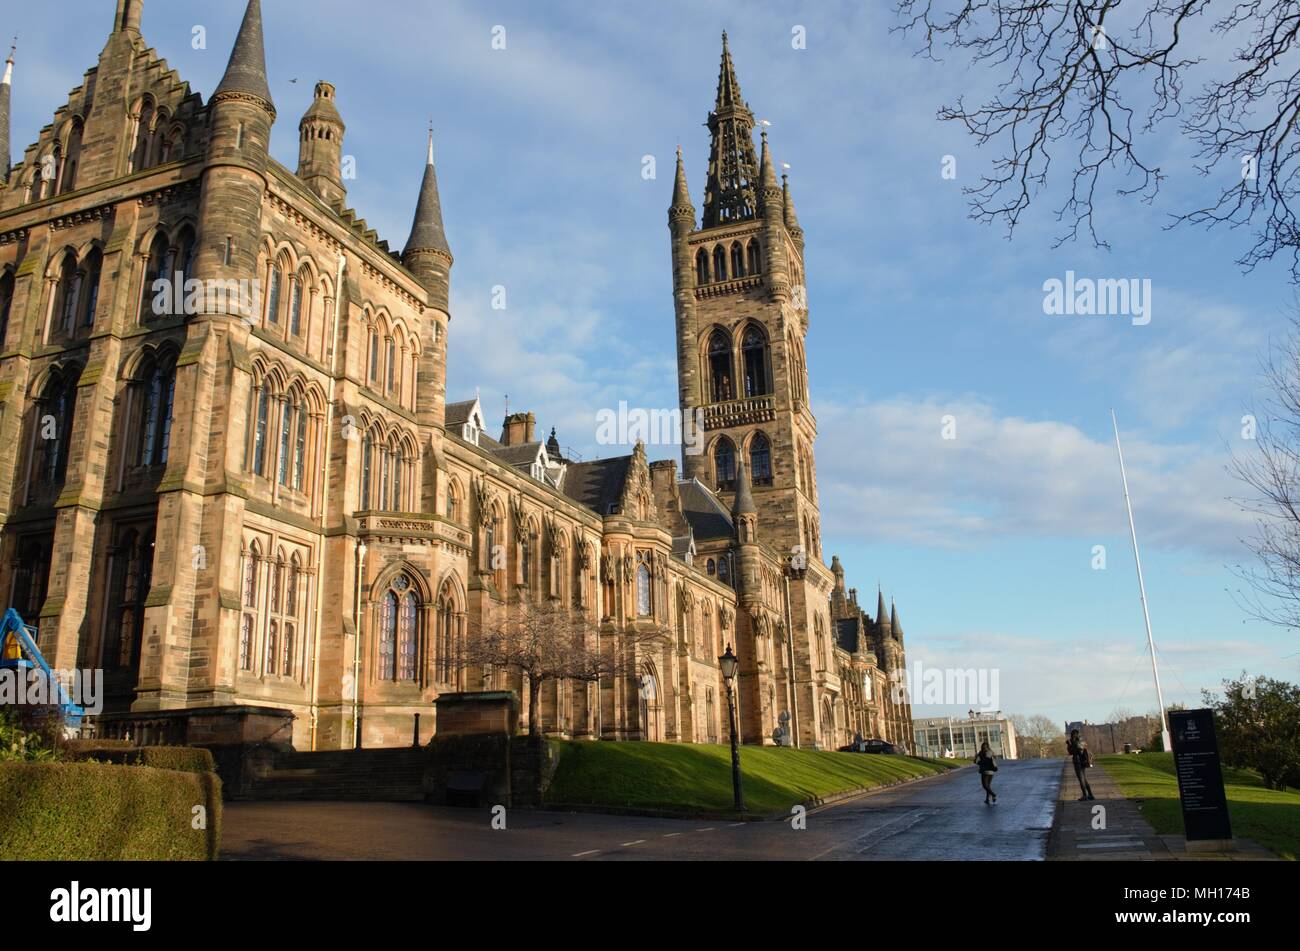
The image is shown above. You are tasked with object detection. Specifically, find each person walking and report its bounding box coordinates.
[974,741,998,804]
[1066,729,1095,800]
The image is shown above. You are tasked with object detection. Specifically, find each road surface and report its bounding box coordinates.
[223,758,1062,861]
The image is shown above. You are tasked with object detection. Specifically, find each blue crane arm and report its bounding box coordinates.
[0,607,84,726]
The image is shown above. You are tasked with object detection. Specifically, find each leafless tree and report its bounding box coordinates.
[1011,713,1067,757]
[1231,317,1300,629]
[895,1,1300,277]
[454,597,667,738]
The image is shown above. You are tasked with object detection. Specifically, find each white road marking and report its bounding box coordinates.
[662,832,682,838]
[728,822,746,827]
[621,840,646,847]
[572,850,600,857]
[696,827,716,832]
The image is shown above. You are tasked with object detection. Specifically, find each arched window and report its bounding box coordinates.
[0,270,13,349]
[277,397,296,486]
[747,239,761,275]
[714,438,736,492]
[293,400,308,491]
[80,249,102,329]
[742,325,770,397]
[368,327,379,382]
[139,234,170,322]
[718,557,730,586]
[386,337,396,392]
[60,120,83,194]
[103,528,153,669]
[137,355,176,467]
[731,242,745,278]
[240,541,260,671]
[695,248,710,285]
[750,433,772,486]
[436,584,458,684]
[379,590,398,680]
[706,558,716,576]
[53,254,81,336]
[445,480,460,523]
[132,100,155,172]
[636,561,651,616]
[485,514,498,575]
[265,260,283,324]
[520,531,532,591]
[708,331,732,403]
[360,433,373,507]
[35,369,79,486]
[378,575,420,683]
[251,385,270,475]
[712,245,727,282]
[290,269,307,336]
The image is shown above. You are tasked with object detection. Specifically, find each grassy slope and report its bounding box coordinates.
[1098,753,1300,860]
[546,741,961,815]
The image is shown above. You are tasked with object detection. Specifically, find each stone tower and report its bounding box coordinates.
[403,132,453,438]
[296,81,346,208]
[669,33,819,565]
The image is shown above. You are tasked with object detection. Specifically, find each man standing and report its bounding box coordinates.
[1066,729,1095,800]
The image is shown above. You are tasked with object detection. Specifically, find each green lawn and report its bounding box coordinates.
[1098,753,1300,860]
[545,741,962,816]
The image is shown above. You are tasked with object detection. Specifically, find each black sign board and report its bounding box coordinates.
[1168,709,1233,842]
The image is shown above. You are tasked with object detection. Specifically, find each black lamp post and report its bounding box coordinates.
[719,643,745,813]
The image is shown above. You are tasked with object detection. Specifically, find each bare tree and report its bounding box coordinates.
[454,597,667,738]
[895,1,1300,277]
[1012,713,1067,758]
[1232,318,1300,629]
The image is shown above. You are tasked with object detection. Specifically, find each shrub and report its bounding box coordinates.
[0,761,222,860]
[62,745,216,774]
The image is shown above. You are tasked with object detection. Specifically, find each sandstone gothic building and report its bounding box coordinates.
[0,3,913,752]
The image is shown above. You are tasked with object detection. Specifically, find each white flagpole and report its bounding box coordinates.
[1111,410,1172,752]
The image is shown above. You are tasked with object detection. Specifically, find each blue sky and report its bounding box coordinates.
[11,1,1299,727]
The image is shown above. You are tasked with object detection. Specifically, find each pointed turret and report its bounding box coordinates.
[758,129,780,208]
[297,81,346,207]
[891,602,903,639]
[732,459,757,518]
[783,173,804,251]
[877,588,890,630]
[403,131,453,312]
[0,46,11,186]
[669,146,694,227]
[214,0,274,114]
[702,32,759,227]
[546,427,562,461]
[113,0,144,35]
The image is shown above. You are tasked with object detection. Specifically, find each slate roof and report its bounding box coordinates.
[562,456,632,515]
[678,478,733,541]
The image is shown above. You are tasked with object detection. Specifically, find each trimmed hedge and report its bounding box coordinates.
[0,761,222,860]
[63,745,216,774]
[62,738,135,753]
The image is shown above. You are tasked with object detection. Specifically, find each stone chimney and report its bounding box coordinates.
[500,411,536,446]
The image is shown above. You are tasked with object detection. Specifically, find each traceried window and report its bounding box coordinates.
[103,528,153,669]
[378,574,421,683]
[714,438,736,492]
[240,541,261,671]
[136,355,176,467]
[636,559,652,617]
[750,433,772,487]
[696,248,710,285]
[747,239,761,275]
[708,331,732,403]
[33,369,79,489]
[139,234,170,323]
[742,326,770,397]
[436,584,458,683]
[730,242,745,279]
[712,245,727,282]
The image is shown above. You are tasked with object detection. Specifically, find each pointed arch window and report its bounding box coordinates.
[446,480,460,523]
[251,385,270,475]
[379,590,398,680]
[747,239,761,275]
[712,245,727,282]
[53,254,82,336]
[137,356,176,467]
[293,402,308,491]
[731,242,745,279]
[240,541,261,671]
[399,592,418,681]
[277,398,295,486]
[0,270,13,349]
[695,248,710,285]
[378,575,421,683]
[718,556,730,586]
[140,234,170,322]
[436,585,459,684]
[742,326,770,397]
[265,262,283,325]
[636,561,652,617]
[289,274,304,335]
[714,438,736,492]
[60,120,84,194]
[132,100,155,172]
[104,528,153,670]
[750,433,772,486]
[386,337,396,392]
[708,331,733,403]
[368,328,379,382]
[34,369,79,487]
[80,250,102,329]
[361,433,373,507]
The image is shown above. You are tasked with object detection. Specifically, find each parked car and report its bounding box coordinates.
[838,739,898,754]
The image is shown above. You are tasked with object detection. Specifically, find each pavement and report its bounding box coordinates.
[222,757,1063,861]
[1048,759,1278,861]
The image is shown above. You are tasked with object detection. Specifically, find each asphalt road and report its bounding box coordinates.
[223,758,1062,861]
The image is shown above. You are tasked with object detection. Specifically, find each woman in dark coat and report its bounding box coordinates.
[975,741,997,804]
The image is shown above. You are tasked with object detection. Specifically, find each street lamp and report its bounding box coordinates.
[719,644,745,813]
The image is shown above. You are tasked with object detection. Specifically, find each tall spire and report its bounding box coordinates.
[405,131,451,257]
[669,145,694,225]
[758,128,781,213]
[702,32,759,227]
[891,602,903,638]
[877,588,890,629]
[214,0,274,113]
[0,42,11,186]
[782,173,802,235]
